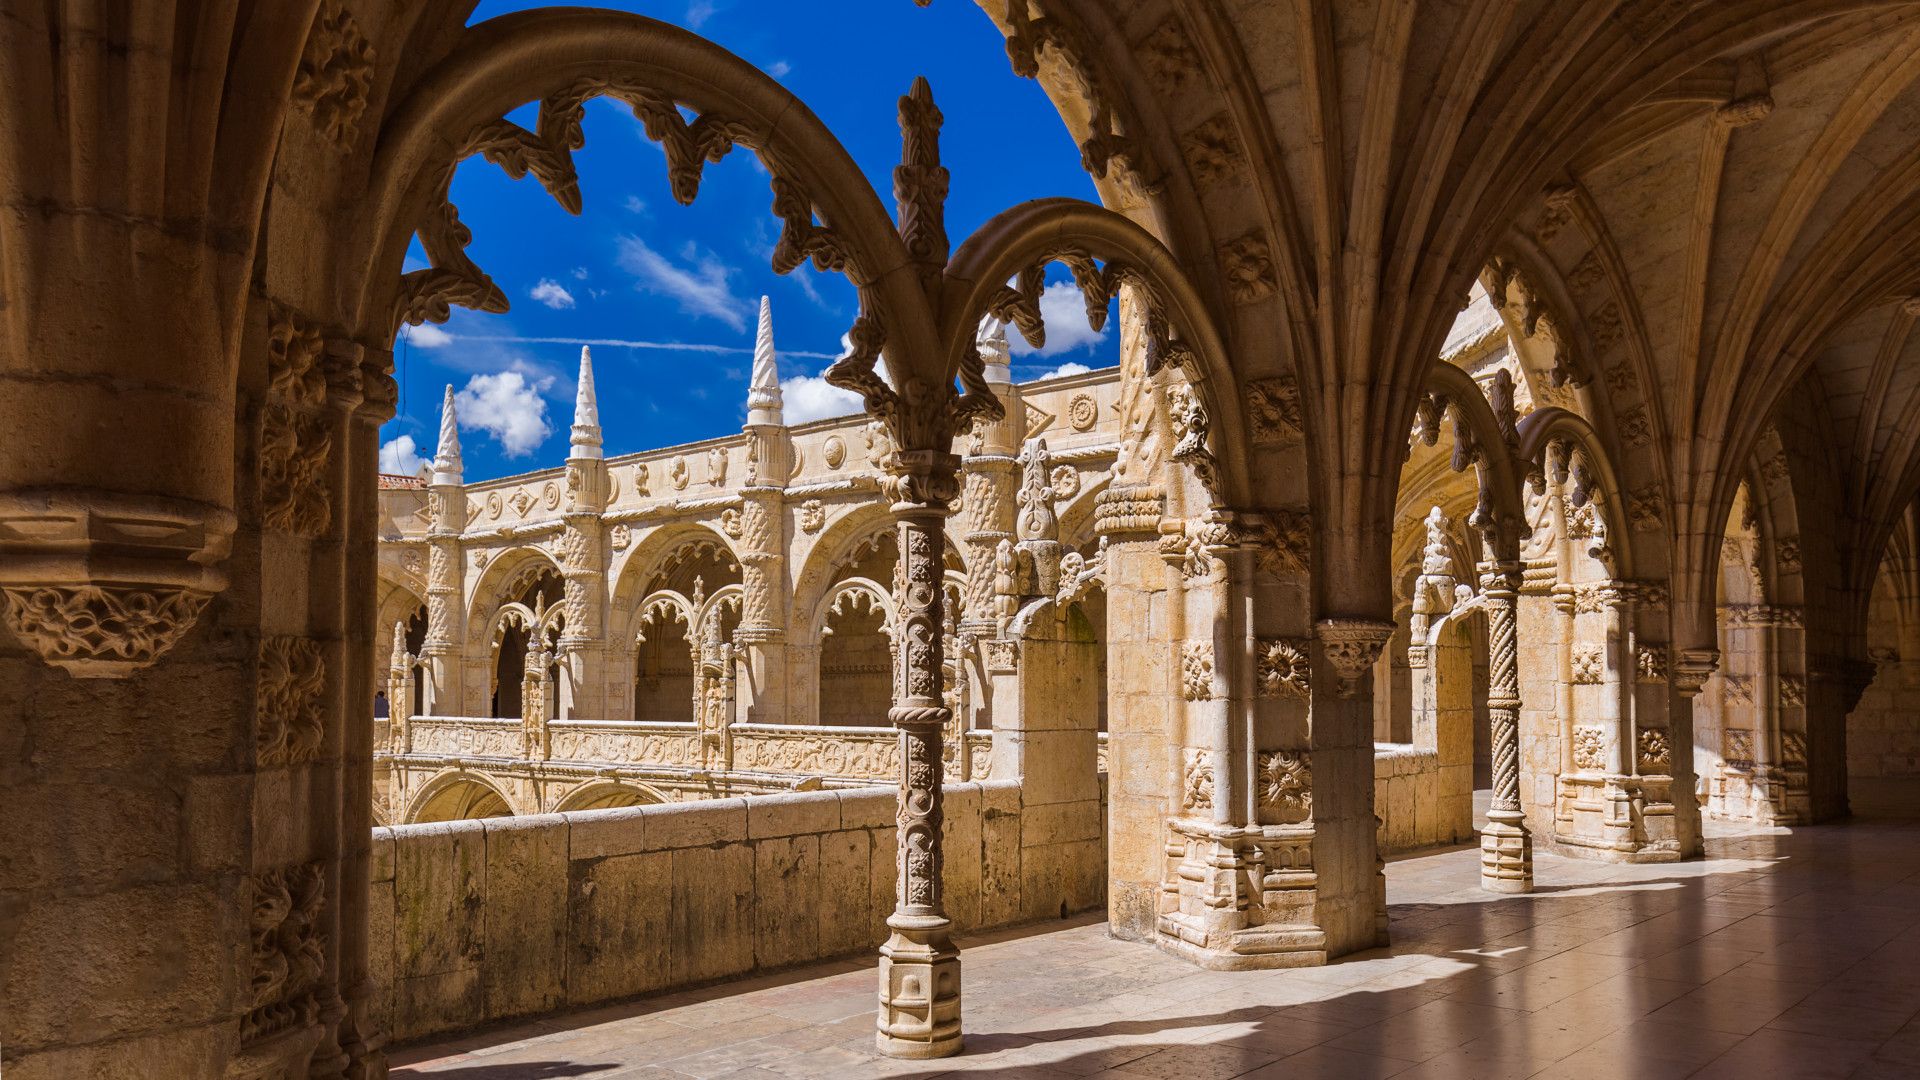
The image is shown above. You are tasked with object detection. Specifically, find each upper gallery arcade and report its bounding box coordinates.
[6,1,1920,1075]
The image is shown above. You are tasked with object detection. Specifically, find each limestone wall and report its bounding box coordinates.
[1373,744,1446,854]
[368,779,1102,1044]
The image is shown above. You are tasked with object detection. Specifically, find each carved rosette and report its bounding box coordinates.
[0,492,234,677]
[1571,726,1606,771]
[1181,746,1215,810]
[1257,638,1313,699]
[1637,728,1672,773]
[1313,619,1394,699]
[1180,642,1214,701]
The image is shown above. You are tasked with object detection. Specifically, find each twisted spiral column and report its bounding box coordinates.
[876,493,962,1059]
[1481,562,1532,893]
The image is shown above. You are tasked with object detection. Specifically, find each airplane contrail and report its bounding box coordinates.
[445,334,843,360]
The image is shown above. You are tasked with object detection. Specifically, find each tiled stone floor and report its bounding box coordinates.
[392,816,1920,1079]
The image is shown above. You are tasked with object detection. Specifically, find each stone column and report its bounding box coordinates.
[876,450,962,1059]
[423,386,467,716]
[960,318,1022,640]
[1481,557,1532,893]
[389,621,414,753]
[560,347,609,721]
[1315,616,1397,947]
[1670,648,1719,856]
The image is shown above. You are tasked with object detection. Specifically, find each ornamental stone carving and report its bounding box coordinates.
[610,525,631,551]
[1725,729,1755,763]
[983,639,1017,673]
[670,457,690,490]
[1628,487,1664,531]
[1254,510,1311,577]
[1780,675,1807,707]
[1721,675,1754,705]
[720,508,744,539]
[1180,641,1214,700]
[291,2,375,147]
[243,862,327,1046]
[1636,645,1668,682]
[800,500,826,533]
[1572,726,1606,771]
[1781,731,1809,767]
[1256,750,1310,818]
[1257,638,1313,699]
[1572,646,1604,684]
[1605,362,1638,394]
[708,447,729,486]
[1219,231,1278,304]
[1777,539,1802,572]
[260,404,332,537]
[486,492,503,519]
[509,488,534,516]
[1247,377,1302,444]
[544,481,561,509]
[258,637,326,767]
[1181,747,1214,811]
[2,585,213,678]
[1068,394,1098,431]
[1618,405,1652,448]
[1638,728,1672,772]
[1181,112,1247,190]
[1315,618,1395,698]
[823,435,847,469]
[1050,465,1080,500]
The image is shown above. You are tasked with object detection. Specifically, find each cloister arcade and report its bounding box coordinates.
[10,2,1920,1076]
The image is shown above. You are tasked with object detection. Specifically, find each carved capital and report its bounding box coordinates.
[1314,618,1396,698]
[1671,649,1721,697]
[0,491,234,676]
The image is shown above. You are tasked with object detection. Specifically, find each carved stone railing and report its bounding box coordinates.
[404,716,523,758]
[546,719,702,766]
[730,722,900,779]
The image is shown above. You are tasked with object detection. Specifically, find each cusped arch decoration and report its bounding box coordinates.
[609,523,741,647]
[465,544,565,647]
[814,577,896,641]
[405,768,518,823]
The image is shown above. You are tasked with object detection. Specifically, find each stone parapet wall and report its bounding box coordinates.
[1374,744,1445,854]
[368,779,1102,1044]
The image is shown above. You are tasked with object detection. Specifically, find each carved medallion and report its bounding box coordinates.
[823,435,847,469]
[1068,394,1098,431]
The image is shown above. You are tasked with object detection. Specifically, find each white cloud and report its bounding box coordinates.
[765,60,792,78]
[1007,281,1108,357]
[379,435,425,476]
[687,0,717,28]
[623,194,647,213]
[455,371,555,457]
[571,267,590,280]
[399,322,452,347]
[1033,361,1092,381]
[530,278,576,309]
[615,235,752,331]
[779,375,864,425]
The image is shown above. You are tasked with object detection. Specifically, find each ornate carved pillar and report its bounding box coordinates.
[960,318,1021,640]
[1670,647,1720,856]
[389,621,414,753]
[738,297,793,723]
[522,637,552,760]
[876,450,963,1059]
[1480,555,1532,893]
[423,386,467,716]
[559,348,609,721]
[1315,615,1396,943]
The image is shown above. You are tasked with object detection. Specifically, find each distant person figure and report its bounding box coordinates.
[373,690,389,719]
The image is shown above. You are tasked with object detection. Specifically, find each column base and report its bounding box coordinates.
[1480,815,1533,893]
[875,917,961,1060]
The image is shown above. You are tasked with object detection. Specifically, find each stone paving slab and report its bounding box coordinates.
[392,818,1920,1079]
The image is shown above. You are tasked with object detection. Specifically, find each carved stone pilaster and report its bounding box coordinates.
[960,456,1017,635]
[1480,560,1532,893]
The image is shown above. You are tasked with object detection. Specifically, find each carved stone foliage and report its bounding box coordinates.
[1605,362,1638,395]
[1618,405,1652,448]
[1252,510,1311,577]
[1636,645,1668,682]
[800,499,826,533]
[1050,465,1081,500]
[1572,726,1607,771]
[1572,646,1605,684]
[1256,750,1311,819]
[259,637,327,767]
[1777,539,1802,573]
[1247,377,1302,444]
[1780,730,1809,767]
[267,304,327,406]
[261,403,332,537]
[733,730,900,779]
[1219,231,1278,303]
[1,585,212,678]
[244,862,327,1045]
[291,2,376,147]
[1315,619,1394,698]
[999,2,1162,194]
[1257,638,1313,699]
[1181,747,1214,811]
[1181,113,1246,190]
[1181,641,1214,700]
[1638,728,1672,773]
[1167,381,1220,499]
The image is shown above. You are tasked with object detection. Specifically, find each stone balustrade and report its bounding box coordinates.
[368,779,1104,1043]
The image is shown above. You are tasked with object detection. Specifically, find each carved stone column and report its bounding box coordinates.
[960,318,1021,639]
[1480,558,1532,893]
[1670,647,1719,855]
[1314,616,1396,944]
[876,450,963,1059]
[388,621,413,753]
[423,386,466,716]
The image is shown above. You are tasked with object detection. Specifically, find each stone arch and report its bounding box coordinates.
[608,523,742,653]
[464,544,565,649]
[631,588,697,725]
[816,578,895,729]
[405,768,517,823]
[552,779,669,813]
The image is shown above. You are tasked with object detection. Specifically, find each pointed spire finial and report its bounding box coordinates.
[747,296,784,426]
[432,384,463,485]
[570,345,603,459]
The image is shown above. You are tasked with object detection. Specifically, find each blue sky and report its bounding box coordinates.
[379,0,1118,481]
